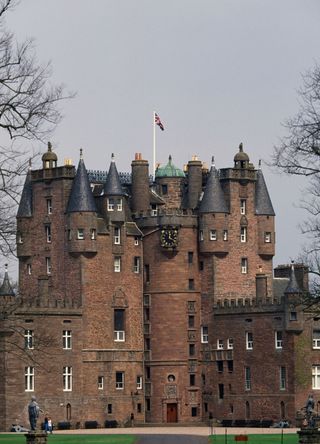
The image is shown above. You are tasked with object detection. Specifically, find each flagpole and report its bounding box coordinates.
[153,111,156,179]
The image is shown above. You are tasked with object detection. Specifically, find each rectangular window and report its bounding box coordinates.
[246,332,253,350]
[189,343,195,356]
[210,230,217,241]
[240,199,246,215]
[228,360,234,372]
[199,230,204,241]
[77,229,84,240]
[240,227,247,242]
[312,366,320,389]
[280,366,286,390]
[217,339,224,350]
[223,230,228,241]
[245,367,251,390]
[90,229,96,240]
[134,257,141,273]
[46,257,51,275]
[24,330,34,349]
[191,406,198,417]
[188,279,195,290]
[137,403,142,413]
[227,338,234,349]
[241,258,248,274]
[47,198,52,214]
[201,326,208,343]
[98,376,104,390]
[45,225,51,243]
[134,236,139,245]
[27,264,32,275]
[217,361,223,372]
[265,232,272,243]
[188,252,193,264]
[63,330,72,350]
[116,198,122,211]
[25,366,34,391]
[275,331,283,349]
[114,256,121,272]
[145,264,150,283]
[146,398,151,411]
[107,404,112,414]
[114,309,125,341]
[161,184,168,195]
[218,383,224,399]
[107,198,114,211]
[114,227,121,244]
[116,371,124,389]
[190,374,196,386]
[188,315,195,328]
[63,366,72,391]
[313,331,320,349]
[290,311,297,321]
[137,375,143,390]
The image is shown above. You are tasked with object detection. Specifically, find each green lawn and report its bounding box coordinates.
[209,434,298,444]
[0,435,137,444]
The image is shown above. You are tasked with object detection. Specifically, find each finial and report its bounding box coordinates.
[80,148,83,159]
[48,142,52,152]
[111,153,115,162]
[169,154,172,162]
[239,142,243,152]
[4,263,8,272]
[28,158,32,170]
[258,159,262,169]
[211,156,215,167]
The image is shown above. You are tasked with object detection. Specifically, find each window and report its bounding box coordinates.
[189,343,195,356]
[137,403,142,413]
[114,256,121,272]
[201,326,208,343]
[24,330,34,349]
[280,366,286,390]
[146,366,151,380]
[217,361,223,372]
[199,261,204,271]
[134,236,139,245]
[246,332,253,350]
[151,204,157,216]
[134,257,140,273]
[275,331,283,349]
[188,252,193,264]
[313,330,320,349]
[107,404,112,414]
[98,376,104,390]
[47,198,52,214]
[63,366,72,391]
[137,375,143,390]
[190,374,196,386]
[46,257,51,274]
[25,366,34,391]
[290,311,297,321]
[114,309,125,341]
[265,232,272,243]
[217,339,224,350]
[68,229,72,241]
[228,360,234,372]
[90,229,96,240]
[45,225,51,243]
[245,366,251,390]
[27,264,32,275]
[107,198,114,211]
[77,229,84,240]
[312,365,320,389]
[145,264,150,283]
[116,198,122,211]
[240,199,246,215]
[114,227,121,244]
[218,383,224,399]
[63,330,72,349]
[146,398,151,411]
[188,315,195,328]
[188,279,195,290]
[191,407,198,417]
[223,230,228,241]
[241,258,248,274]
[199,230,204,241]
[161,184,168,195]
[210,230,217,241]
[227,338,234,349]
[116,371,124,389]
[240,227,247,242]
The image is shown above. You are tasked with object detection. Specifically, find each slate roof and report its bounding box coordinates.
[285,264,302,294]
[17,170,32,218]
[255,170,275,216]
[0,268,15,296]
[103,156,125,196]
[273,277,289,301]
[199,166,228,213]
[66,157,97,213]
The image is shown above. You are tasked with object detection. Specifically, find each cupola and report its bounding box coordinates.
[234,143,249,169]
[42,142,58,169]
[156,155,185,178]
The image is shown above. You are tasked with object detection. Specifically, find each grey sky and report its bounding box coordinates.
[5,0,320,273]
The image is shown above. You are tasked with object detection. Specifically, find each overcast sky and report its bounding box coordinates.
[4,0,320,275]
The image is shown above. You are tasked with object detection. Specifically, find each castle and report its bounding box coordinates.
[0,142,319,430]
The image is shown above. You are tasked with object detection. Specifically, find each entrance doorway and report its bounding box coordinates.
[167,403,178,423]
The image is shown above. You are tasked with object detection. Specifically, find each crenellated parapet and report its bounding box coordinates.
[214,295,284,314]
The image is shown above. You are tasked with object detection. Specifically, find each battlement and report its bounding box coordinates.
[214,296,284,314]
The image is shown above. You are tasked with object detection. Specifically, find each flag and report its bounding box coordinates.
[155,113,164,131]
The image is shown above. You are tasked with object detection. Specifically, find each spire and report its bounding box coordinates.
[103,153,125,196]
[284,262,301,294]
[0,264,15,297]
[17,169,33,218]
[199,164,228,213]
[66,151,97,213]
[255,169,275,215]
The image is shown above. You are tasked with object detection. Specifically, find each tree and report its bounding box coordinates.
[0,0,72,256]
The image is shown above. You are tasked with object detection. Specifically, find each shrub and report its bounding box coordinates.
[84,420,98,429]
[104,420,118,428]
[57,421,71,430]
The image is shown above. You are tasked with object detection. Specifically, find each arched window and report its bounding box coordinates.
[245,401,250,419]
[66,403,71,420]
[280,401,285,419]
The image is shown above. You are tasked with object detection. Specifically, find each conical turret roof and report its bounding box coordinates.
[155,155,185,178]
[199,161,228,213]
[0,265,15,296]
[17,169,32,218]
[255,169,275,216]
[66,151,97,213]
[284,263,301,294]
[104,154,125,196]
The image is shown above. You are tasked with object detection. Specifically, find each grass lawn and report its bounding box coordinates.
[0,435,137,444]
[209,434,299,444]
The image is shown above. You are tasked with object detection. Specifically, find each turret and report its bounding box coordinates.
[155,155,185,209]
[103,153,126,222]
[131,153,150,215]
[42,142,57,169]
[66,150,98,255]
[16,164,32,258]
[284,263,304,332]
[0,264,15,299]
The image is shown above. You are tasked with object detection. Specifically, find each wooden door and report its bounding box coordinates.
[167,403,178,423]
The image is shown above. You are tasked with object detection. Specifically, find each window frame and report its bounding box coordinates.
[217,339,224,350]
[227,338,234,349]
[25,366,34,391]
[114,256,121,272]
[63,366,72,391]
[241,257,248,274]
[114,227,121,244]
[280,366,286,390]
[24,330,34,350]
[313,330,320,349]
[240,226,247,243]
[134,256,140,273]
[46,257,51,275]
[265,232,272,243]
[45,225,52,243]
[201,326,209,343]
[275,331,283,349]
[210,230,217,241]
[77,228,84,240]
[245,366,251,390]
[223,230,228,241]
[63,330,72,350]
[240,199,246,215]
[246,332,253,350]
[136,375,143,390]
[107,198,114,211]
[46,198,52,215]
[116,371,124,390]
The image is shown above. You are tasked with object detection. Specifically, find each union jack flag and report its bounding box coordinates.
[155,113,164,131]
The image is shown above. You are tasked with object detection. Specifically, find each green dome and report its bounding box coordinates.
[156,155,185,178]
